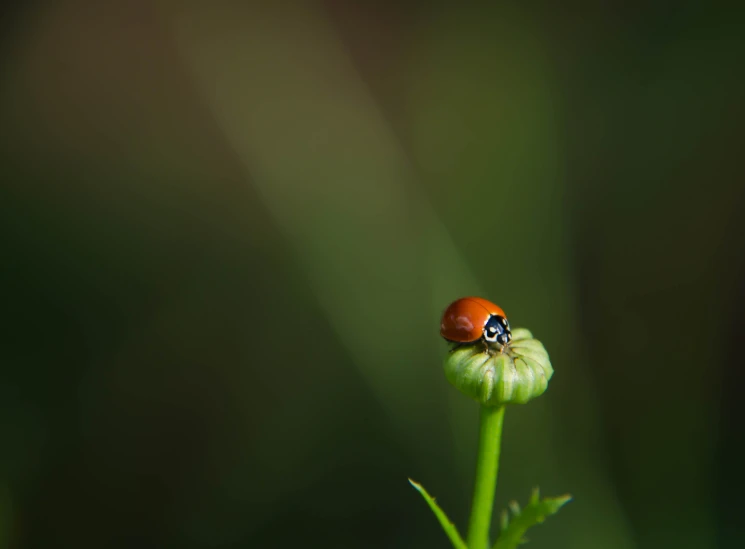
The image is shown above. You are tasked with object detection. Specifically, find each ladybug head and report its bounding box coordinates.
[483,314,512,345]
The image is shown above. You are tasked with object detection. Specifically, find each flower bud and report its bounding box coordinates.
[443,328,553,406]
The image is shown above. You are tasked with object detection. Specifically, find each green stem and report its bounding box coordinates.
[466,405,506,549]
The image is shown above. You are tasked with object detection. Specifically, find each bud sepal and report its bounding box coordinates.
[443,328,553,407]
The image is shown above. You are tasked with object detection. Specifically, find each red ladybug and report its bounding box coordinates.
[440,297,512,346]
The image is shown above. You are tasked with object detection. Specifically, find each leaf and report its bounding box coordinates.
[409,479,468,549]
[492,487,572,549]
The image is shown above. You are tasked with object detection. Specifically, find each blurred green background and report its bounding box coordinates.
[2,1,744,548]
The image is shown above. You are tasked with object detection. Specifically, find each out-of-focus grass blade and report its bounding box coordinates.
[165,1,482,449]
[409,479,467,549]
[493,488,572,549]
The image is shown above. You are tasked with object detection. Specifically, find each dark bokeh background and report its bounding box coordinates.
[2,2,744,548]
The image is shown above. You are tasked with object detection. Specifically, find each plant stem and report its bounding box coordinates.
[466,404,506,549]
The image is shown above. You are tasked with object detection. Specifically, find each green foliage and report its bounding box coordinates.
[409,479,468,549]
[493,488,572,549]
[409,479,571,549]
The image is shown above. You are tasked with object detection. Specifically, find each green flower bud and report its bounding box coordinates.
[443,328,553,406]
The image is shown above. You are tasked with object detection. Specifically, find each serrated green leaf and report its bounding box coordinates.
[500,509,509,531]
[409,479,468,549]
[529,487,540,505]
[492,491,572,549]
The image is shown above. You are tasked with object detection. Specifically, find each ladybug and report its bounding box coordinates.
[440,297,512,348]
